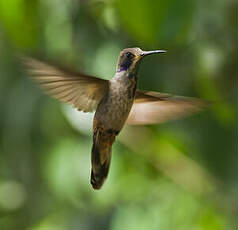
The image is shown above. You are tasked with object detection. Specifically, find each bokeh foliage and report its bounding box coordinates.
[0,0,238,229]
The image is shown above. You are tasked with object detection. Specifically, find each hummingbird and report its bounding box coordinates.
[21,47,206,190]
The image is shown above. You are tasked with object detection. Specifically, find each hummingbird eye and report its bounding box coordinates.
[125,52,134,59]
[118,51,135,72]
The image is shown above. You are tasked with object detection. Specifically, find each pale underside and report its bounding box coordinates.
[21,56,206,125]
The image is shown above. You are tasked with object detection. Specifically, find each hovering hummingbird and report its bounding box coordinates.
[21,47,206,190]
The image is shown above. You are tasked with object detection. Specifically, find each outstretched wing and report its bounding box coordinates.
[21,56,109,112]
[127,90,207,125]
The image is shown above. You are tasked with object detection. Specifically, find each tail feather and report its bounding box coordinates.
[90,129,115,190]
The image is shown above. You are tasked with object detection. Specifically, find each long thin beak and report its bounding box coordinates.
[141,50,167,57]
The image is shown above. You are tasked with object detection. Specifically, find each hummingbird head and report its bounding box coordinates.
[116,47,166,74]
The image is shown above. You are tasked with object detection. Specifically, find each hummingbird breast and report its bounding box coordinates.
[94,76,137,131]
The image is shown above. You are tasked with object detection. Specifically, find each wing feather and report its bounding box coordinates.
[127,90,207,125]
[21,56,109,112]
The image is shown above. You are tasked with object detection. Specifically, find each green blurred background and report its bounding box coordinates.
[0,0,238,229]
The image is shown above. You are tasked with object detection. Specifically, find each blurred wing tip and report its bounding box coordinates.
[19,54,109,113]
[191,98,211,110]
[127,91,210,125]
